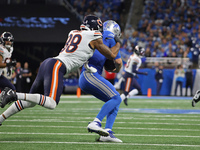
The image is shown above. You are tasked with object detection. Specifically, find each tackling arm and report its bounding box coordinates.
[90,38,120,60]
[132,63,148,75]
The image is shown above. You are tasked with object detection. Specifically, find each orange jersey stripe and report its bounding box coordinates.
[94,32,102,35]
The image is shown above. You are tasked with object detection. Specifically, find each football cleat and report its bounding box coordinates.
[97,130,122,143]
[124,98,128,106]
[87,121,109,136]
[0,87,17,108]
[192,90,200,107]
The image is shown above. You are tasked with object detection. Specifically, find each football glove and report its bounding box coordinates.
[114,36,122,46]
[6,59,16,68]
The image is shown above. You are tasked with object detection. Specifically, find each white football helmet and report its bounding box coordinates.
[103,20,121,38]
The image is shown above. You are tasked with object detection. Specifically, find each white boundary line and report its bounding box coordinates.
[4,119,200,125]
[10,115,200,122]
[3,125,200,132]
[0,141,199,147]
[0,132,200,138]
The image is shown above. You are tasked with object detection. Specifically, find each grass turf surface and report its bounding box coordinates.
[0,96,200,150]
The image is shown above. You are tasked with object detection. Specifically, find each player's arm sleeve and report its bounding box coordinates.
[131,63,146,75]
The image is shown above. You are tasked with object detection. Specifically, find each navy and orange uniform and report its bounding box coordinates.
[0,44,15,90]
[123,53,142,95]
[30,30,102,104]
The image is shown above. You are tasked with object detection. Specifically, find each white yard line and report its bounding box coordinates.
[10,115,200,122]
[4,119,200,125]
[3,125,200,132]
[0,141,199,147]
[0,132,200,138]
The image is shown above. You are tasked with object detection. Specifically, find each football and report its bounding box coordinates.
[104,59,116,72]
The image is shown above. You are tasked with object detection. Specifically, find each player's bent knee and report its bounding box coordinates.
[113,95,122,105]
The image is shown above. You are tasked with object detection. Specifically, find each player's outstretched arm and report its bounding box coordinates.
[0,55,7,68]
[91,38,120,60]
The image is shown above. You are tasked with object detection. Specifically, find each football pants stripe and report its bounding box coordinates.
[125,77,132,92]
[49,60,62,100]
[83,72,116,98]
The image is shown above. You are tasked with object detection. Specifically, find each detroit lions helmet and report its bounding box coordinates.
[134,45,145,56]
[103,20,121,38]
[0,32,14,50]
[80,15,103,32]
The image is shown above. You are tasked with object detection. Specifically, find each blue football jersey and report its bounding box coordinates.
[81,30,121,75]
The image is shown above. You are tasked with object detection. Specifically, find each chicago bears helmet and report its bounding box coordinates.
[80,15,103,32]
[103,20,121,38]
[0,32,14,50]
[134,45,145,56]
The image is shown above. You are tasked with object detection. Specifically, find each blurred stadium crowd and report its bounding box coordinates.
[70,0,124,24]
[69,0,200,67]
[121,0,200,67]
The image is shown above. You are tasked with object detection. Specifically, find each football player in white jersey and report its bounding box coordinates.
[120,46,148,106]
[0,15,121,136]
[0,32,16,92]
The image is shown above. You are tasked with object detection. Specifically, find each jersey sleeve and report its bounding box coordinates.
[0,45,4,56]
[93,31,102,39]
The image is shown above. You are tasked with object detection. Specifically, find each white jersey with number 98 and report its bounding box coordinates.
[54,30,102,74]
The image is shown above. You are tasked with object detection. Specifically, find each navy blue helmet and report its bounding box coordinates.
[0,32,14,46]
[80,15,103,32]
[134,45,145,56]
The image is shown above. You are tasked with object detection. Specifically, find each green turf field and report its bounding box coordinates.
[0,96,200,150]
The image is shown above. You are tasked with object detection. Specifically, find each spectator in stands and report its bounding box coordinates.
[174,64,185,96]
[22,62,32,93]
[185,65,193,96]
[144,47,151,57]
[15,62,23,92]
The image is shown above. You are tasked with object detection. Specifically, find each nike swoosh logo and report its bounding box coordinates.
[7,90,12,95]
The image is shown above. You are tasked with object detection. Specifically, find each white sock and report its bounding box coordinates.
[17,93,25,100]
[0,100,36,124]
[120,94,126,101]
[16,93,57,110]
[127,89,138,98]
[114,77,124,89]
[105,128,111,131]
[94,118,101,123]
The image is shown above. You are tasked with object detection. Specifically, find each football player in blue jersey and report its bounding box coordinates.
[79,20,123,142]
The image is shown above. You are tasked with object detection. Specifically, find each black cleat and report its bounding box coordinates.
[192,90,200,107]
[124,98,128,106]
[0,87,17,108]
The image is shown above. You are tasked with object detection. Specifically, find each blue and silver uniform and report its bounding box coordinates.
[79,30,122,129]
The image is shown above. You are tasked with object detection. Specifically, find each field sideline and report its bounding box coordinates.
[0,95,200,150]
